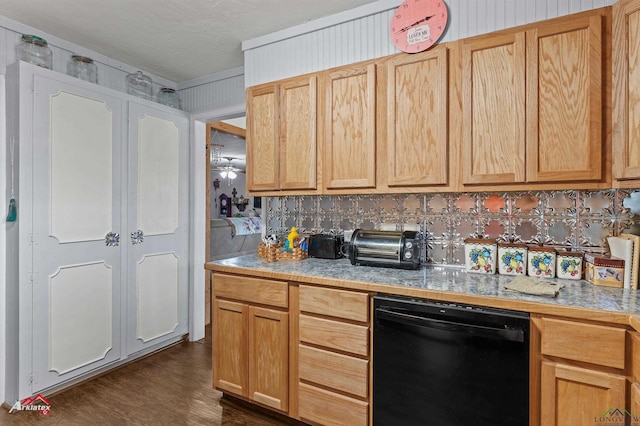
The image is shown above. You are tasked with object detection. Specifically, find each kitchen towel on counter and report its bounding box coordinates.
[504,275,564,297]
[607,236,634,289]
[619,233,640,290]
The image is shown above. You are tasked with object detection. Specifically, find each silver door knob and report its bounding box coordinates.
[131,230,144,245]
[105,232,120,247]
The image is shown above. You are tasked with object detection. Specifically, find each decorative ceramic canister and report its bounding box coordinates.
[464,238,497,274]
[527,245,556,278]
[498,241,528,275]
[556,250,584,280]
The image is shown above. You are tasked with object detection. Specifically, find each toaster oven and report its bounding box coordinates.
[348,229,421,269]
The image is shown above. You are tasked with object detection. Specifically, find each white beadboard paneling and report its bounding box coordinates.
[178,73,245,114]
[244,0,615,87]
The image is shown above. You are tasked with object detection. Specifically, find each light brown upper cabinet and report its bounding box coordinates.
[380,46,450,188]
[461,32,526,185]
[321,61,377,191]
[613,0,640,186]
[246,75,317,194]
[527,12,604,183]
[461,8,609,189]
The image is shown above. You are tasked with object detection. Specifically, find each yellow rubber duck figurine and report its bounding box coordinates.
[287,227,299,249]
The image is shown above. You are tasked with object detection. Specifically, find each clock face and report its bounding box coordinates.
[221,199,227,206]
[390,0,448,53]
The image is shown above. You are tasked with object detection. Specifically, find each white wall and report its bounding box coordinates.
[242,0,616,86]
[0,74,6,405]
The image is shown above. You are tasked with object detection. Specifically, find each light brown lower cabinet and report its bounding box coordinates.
[540,361,626,425]
[212,274,289,412]
[534,315,632,426]
[298,382,369,426]
[297,285,370,426]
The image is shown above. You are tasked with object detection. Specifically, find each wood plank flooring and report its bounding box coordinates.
[0,327,301,425]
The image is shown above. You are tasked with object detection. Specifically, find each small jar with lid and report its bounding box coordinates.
[16,34,52,69]
[126,71,153,100]
[156,87,181,109]
[67,55,98,83]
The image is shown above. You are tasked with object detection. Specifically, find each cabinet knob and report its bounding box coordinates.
[131,230,144,245]
[105,232,120,247]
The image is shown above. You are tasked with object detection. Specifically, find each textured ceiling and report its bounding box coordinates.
[1,0,377,83]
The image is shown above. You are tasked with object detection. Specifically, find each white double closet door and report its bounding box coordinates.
[28,75,188,393]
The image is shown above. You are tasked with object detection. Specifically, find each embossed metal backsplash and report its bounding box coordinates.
[264,190,640,265]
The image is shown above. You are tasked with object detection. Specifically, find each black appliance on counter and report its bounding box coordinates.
[348,229,420,269]
[308,234,344,259]
[373,295,530,426]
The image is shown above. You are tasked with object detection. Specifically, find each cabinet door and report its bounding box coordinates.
[248,306,289,412]
[632,383,640,421]
[213,299,248,397]
[126,103,189,355]
[461,32,526,184]
[31,76,124,393]
[526,13,603,182]
[323,63,376,189]
[541,361,626,425]
[279,76,317,190]
[247,84,279,191]
[384,47,449,187]
[613,0,640,181]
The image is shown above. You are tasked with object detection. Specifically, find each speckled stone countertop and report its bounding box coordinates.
[206,255,640,325]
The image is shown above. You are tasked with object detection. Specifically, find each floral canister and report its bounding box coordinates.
[527,245,556,278]
[464,238,497,274]
[498,242,528,275]
[556,250,583,280]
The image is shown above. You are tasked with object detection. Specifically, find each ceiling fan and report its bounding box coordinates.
[210,157,244,181]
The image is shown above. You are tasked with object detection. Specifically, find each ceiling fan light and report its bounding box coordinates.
[220,171,228,178]
[228,170,237,179]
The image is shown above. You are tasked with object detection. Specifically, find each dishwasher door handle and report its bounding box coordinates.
[376,308,525,343]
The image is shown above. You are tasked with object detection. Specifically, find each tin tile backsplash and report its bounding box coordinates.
[264,190,640,265]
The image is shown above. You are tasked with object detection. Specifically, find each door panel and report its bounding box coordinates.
[49,262,113,374]
[135,253,179,342]
[136,114,180,235]
[127,103,189,355]
[49,91,114,242]
[31,76,123,393]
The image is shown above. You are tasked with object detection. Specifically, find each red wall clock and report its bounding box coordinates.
[390,0,449,53]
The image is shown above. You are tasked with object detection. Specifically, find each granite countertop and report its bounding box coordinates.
[206,254,640,324]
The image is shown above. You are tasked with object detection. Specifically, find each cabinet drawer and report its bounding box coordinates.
[299,382,368,426]
[299,285,369,322]
[212,273,287,308]
[299,314,368,356]
[299,345,368,398]
[540,318,626,369]
[632,332,640,382]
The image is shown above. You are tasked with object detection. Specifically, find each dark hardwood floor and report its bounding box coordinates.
[0,325,299,425]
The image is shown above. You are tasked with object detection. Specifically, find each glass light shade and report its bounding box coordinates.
[220,169,236,180]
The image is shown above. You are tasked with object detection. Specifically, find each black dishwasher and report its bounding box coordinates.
[373,295,530,426]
